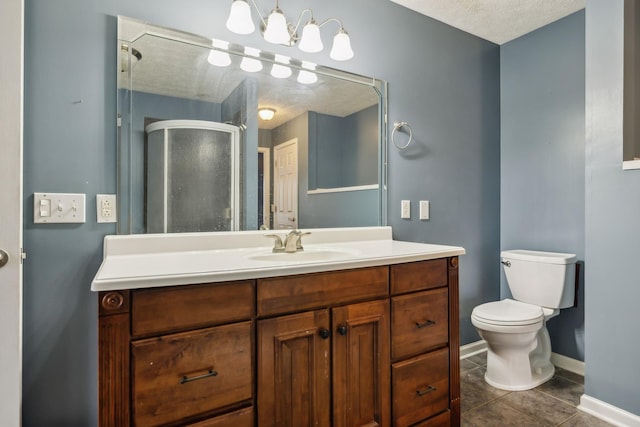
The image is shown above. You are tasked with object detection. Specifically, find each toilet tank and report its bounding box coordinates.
[502,250,577,309]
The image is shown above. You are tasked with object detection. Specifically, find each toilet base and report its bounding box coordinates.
[484,361,554,391]
[480,324,555,391]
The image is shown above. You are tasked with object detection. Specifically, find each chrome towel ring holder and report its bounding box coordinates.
[392,121,413,150]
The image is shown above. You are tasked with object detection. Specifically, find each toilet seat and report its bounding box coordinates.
[472,299,544,326]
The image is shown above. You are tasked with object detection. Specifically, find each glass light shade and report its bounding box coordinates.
[330,29,354,61]
[263,9,290,44]
[298,21,323,53]
[258,108,276,121]
[226,0,255,35]
[207,39,231,67]
[297,70,317,84]
[240,47,263,72]
[270,63,292,79]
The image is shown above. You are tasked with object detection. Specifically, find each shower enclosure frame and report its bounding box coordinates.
[145,119,241,233]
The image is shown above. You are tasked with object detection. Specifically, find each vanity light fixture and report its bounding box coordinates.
[225,0,354,61]
[270,54,292,79]
[297,61,318,84]
[208,39,232,67]
[240,46,263,72]
[258,107,276,121]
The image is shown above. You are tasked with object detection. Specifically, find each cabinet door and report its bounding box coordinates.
[333,300,391,427]
[257,310,331,427]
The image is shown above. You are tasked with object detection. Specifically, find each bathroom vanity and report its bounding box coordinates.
[93,227,464,427]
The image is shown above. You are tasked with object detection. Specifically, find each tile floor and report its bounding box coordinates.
[461,352,615,426]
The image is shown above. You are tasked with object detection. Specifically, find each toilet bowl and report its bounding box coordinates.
[471,250,576,391]
[471,299,558,390]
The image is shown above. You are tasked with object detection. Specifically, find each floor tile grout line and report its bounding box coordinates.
[535,387,581,408]
[553,412,580,427]
[460,392,511,415]
[497,389,578,426]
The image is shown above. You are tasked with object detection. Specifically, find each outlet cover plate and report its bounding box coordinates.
[96,194,117,223]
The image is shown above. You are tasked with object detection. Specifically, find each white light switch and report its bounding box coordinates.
[401,200,411,219]
[34,192,86,223]
[420,200,430,220]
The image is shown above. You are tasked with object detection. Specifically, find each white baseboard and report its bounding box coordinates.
[460,340,487,359]
[550,352,585,376]
[579,395,640,427]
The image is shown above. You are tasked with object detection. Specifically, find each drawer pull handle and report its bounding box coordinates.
[415,320,436,329]
[416,385,437,396]
[180,369,218,384]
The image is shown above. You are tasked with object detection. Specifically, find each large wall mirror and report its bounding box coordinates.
[117,16,387,234]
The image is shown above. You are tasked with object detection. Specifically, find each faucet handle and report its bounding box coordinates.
[264,234,284,252]
[296,231,311,250]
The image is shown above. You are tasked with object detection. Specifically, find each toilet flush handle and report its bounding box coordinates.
[501,260,511,267]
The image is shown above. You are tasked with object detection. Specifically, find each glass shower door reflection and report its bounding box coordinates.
[145,120,240,233]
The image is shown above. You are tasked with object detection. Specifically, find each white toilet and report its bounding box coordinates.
[471,249,577,391]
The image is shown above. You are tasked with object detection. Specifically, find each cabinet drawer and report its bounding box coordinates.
[391,259,448,295]
[132,281,254,337]
[185,406,254,427]
[132,322,253,427]
[391,288,448,360]
[412,410,450,427]
[257,266,389,316]
[392,348,449,427]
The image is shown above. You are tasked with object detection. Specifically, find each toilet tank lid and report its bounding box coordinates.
[501,250,577,265]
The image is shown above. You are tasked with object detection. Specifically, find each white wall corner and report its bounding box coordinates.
[578,395,640,427]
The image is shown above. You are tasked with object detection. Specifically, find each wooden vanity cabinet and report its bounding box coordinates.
[98,257,460,427]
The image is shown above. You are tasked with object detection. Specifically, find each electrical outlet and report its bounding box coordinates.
[96,194,117,223]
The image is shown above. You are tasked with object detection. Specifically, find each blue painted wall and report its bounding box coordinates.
[585,0,640,416]
[23,0,500,424]
[309,106,378,189]
[500,12,586,361]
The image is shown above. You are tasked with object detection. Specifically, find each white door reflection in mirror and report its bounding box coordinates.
[274,138,298,230]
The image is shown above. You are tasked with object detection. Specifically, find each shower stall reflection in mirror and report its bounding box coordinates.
[145,120,240,233]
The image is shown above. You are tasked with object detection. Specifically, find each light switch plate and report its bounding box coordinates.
[96,194,117,223]
[34,192,86,223]
[420,200,430,220]
[401,200,411,219]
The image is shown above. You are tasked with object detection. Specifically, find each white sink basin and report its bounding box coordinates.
[249,248,358,263]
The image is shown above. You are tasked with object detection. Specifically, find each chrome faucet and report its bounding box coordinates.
[265,230,311,253]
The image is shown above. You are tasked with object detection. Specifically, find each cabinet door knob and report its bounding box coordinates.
[337,324,348,336]
[319,328,331,339]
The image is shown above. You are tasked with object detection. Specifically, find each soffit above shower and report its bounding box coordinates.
[389,0,585,45]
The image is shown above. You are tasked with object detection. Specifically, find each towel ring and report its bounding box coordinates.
[392,121,413,150]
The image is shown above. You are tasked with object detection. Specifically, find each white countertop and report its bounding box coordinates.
[91,227,465,292]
